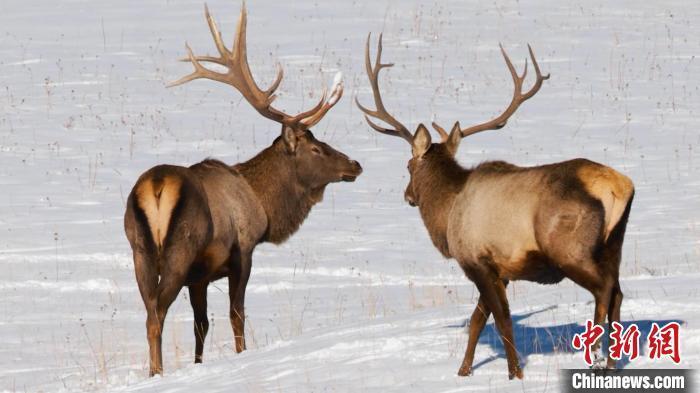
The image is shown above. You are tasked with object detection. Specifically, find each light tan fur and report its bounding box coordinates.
[136,176,182,250]
[577,165,634,242]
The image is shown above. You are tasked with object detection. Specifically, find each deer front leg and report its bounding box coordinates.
[458,296,491,376]
[229,249,252,353]
[467,264,522,380]
[491,279,522,379]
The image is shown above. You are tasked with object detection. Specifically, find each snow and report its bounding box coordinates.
[1,0,699,392]
[328,71,343,105]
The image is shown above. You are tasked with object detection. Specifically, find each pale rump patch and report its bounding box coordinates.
[136,176,182,249]
[577,165,634,242]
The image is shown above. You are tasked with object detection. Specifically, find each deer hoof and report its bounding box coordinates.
[457,366,473,377]
[509,367,524,380]
[591,352,607,370]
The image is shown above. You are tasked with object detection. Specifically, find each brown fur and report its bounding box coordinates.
[408,144,469,257]
[235,139,325,244]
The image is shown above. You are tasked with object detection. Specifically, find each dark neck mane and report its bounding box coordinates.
[235,141,324,244]
[414,146,470,258]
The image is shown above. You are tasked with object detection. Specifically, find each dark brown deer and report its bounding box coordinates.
[124,5,362,376]
[356,34,634,379]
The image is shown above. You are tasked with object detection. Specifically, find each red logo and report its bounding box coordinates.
[609,321,640,361]
[572,320,681,365]
[648,322,681,364]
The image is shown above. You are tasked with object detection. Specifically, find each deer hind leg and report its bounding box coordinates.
[607,281,623,368]
[466,264,521,380]
[146,248,192,376]
[542,202,620,369]
[557,257,614,369]
[601,196,631,369]
[601,239,624,369]
[228,248,252,353]
[591,282,614,369]
[188,282,209,364]
[132,250,163,377]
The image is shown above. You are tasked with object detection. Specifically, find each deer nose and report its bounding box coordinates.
[350,160,362,174]
[405,193,416,207]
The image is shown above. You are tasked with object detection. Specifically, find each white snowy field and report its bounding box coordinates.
[0,0,698,391]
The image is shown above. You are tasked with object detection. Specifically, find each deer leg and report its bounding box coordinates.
[468,266,521,380]
[458,279,510,376]
[491,279,522,379]
[558,261,614,369]
[601,234,624,369]
[144,249,190,376]
[148,270,187,376]
[188,282,209,364]
[458,296,491,376]
[229,249,252,353]
[607,281,623,368]
[132,250,162,377]
[591,282,614,369]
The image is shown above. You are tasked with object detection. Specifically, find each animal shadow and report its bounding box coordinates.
[447,306,683,371]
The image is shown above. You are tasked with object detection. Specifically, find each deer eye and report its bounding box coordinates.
[311,146,322,155]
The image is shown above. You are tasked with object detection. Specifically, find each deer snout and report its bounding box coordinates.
[341,160,362,182]
[404,190,417,207]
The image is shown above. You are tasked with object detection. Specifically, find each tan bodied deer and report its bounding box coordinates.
[356,34,634,379]
[124,5,362,376]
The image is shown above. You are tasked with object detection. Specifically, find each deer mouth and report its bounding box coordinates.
[340,160,362,182]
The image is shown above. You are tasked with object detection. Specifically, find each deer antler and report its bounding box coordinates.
[169,3,343,130]
[430,121,450,143]
[433,44,550,139]
[355,33,413,144]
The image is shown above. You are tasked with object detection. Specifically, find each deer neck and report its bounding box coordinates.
[414,154,470,258]
[235,142,324,244]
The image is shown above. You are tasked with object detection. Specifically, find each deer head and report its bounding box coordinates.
[356,34,549,207]
[170,4,362,188]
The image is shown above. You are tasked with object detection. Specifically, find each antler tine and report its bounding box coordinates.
[265,63,284,97]
[299,77,345,128]
[173,4,233,67]
[294,88,329,122]
[356,33,413,144]
[431,122,449,143]
[458,44,549,138]
[230,3,275,106]
[205,4,231,60]
[523,44,550,99]
[167,43,232,88]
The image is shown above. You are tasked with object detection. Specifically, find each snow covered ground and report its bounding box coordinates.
[1,0,698,391]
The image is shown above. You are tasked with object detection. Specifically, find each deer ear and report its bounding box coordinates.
[412,124,432,158]
[445,121,462,156]
[281,126,298,153]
